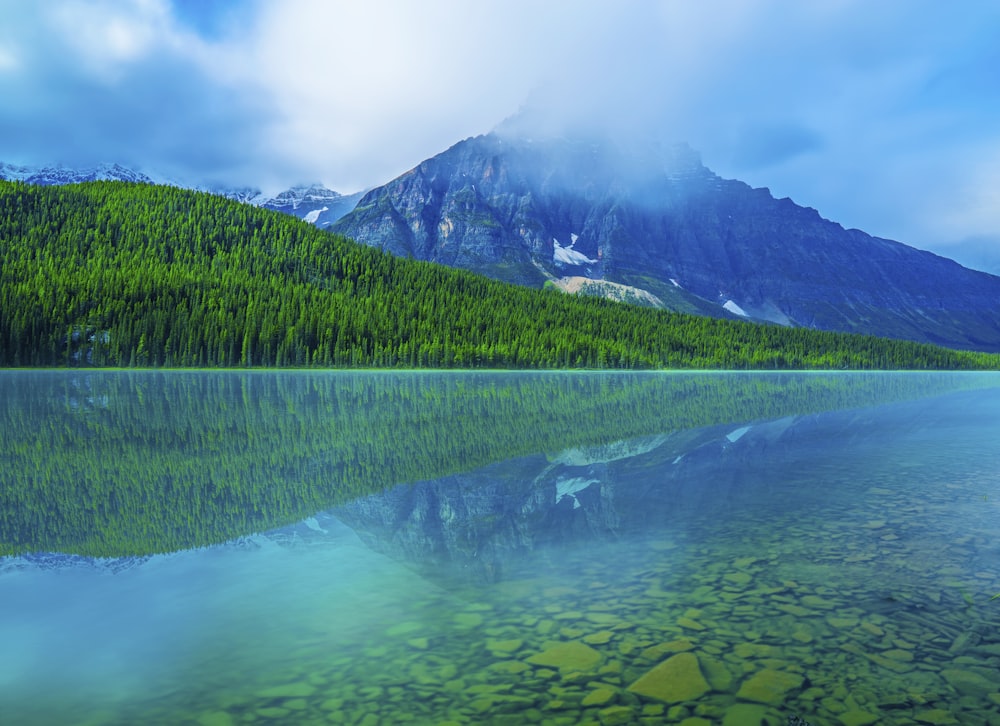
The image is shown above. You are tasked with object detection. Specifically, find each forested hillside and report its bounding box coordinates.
[1,181,997,370]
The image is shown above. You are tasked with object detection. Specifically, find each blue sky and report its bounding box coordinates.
[1,0,999,271]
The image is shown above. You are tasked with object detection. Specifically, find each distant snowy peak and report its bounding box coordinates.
[1,160,364,229]
[262,186,365,228]
[208,186,269,205]
[0,161,154,185]
[204,182,362,227]
[268,184,346,211]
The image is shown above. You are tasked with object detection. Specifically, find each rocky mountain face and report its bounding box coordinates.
[332,133,1000,351]
[0,162,362,229]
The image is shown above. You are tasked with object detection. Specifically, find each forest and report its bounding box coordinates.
[2,369,986,557]
[1,180,999,370]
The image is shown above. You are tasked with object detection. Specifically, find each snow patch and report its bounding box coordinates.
[723,299,748,317]
[553,237,597,266]
[303,206,328,224]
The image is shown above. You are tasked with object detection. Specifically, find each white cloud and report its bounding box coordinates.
[1,0,999,265]
[43,0,173,78]
[0,45,18,72]
[236,0,611,190]
[925,145,1000,245]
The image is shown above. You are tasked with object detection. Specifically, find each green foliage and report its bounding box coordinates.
[2,369,987,557]
[0,180,998,370]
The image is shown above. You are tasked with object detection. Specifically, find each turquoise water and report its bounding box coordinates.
[2,371,999,725]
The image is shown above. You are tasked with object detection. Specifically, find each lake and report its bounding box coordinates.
[1,370,999,725]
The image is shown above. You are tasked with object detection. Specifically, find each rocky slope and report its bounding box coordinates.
[332,133,1000,351]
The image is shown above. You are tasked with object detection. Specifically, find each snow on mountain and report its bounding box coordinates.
[722,300,749,317]
[303,206,329,224]
[553,236,597,266]
[0,162,155,185]
[0,161,363,229]
[209,183,363,227]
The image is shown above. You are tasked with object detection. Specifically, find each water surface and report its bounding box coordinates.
[2,371,999,725]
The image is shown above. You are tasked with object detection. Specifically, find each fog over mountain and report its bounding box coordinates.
[332,127,1000,352]
[2,1,999,264]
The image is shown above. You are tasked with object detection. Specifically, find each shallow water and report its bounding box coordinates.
[2,371,999,725]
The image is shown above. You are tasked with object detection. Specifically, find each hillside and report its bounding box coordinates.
[0,180,997,370]
[332,133,1000,352]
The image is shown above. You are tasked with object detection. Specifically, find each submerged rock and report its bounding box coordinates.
[837,710,879,726]
[722,703,770,725]
[735,668,804,705]
[627,652,710,703]
[940,667,997,697]
[525,641,602,672]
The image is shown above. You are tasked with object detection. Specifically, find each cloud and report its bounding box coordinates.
[0,0,999,264]
[237,0,620,190]
[0,0,266,182]
[727,123,824,170]
[0,45,18,72]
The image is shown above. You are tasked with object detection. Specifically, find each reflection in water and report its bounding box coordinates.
[2,372,1000,725]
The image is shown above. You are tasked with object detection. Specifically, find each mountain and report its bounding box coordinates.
[210,183,364,229]
[0,161,155,185]
[331,133,1000,352]
[4,180,995,371]
[0,162,362,228]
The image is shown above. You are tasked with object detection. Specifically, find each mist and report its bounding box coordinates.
[2,0,999,263]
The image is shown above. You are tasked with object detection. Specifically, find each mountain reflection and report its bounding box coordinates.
[1,370,992,558]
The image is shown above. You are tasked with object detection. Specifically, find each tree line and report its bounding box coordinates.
[1,180,998,370]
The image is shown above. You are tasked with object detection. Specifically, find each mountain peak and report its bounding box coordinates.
[0,161,155,186]
[333,130,1000,351]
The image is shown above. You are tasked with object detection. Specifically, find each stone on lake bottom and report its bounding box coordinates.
[677,617,706,631]
[698,653,734,692]
[735,668,804,705]
[384,621,423,637]
[913,709,959,725]
[599,705,634,725]
[486,638,523,654]
[453,612,484,628]
[258,682,316,699]
[724,571,752,586]
[627,652,710,703]
[583,630,615,645]
[582,687,616,706]
[838,710,880,726]
[526,641,603,672]
[641,639,695,660]
[722,703,769,726]
[488,660,532,675]
[940,668,997,697]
